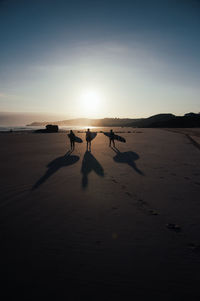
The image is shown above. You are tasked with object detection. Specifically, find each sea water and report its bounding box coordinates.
[0,125,100,132]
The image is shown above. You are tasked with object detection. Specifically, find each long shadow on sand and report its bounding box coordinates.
[111,147,144,175]
[81,151,104,189]
[32,150,79,190]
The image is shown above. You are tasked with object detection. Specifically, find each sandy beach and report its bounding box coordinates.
[1,128,200,300]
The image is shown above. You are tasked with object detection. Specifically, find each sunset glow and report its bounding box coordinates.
[79,90,101,116]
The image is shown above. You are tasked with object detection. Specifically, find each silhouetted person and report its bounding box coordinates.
[68,130,75,150]
[109,129,115,147]
[86,128,92,151]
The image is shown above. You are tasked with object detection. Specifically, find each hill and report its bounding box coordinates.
[129,113,200,128]
[27,113,200,128]
[27,118,143,127]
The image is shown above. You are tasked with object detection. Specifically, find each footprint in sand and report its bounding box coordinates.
[166,223,181,232]
[138,199,147,205]
[148,209,159,215]
[112,206,118,210]
[136,199,159,216]
[122,190,159,216]
[187,243,200,253]
[125,191,132,197]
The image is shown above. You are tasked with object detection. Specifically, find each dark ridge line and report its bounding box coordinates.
[186,134,200,151]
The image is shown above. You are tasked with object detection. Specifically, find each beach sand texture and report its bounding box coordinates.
[1,128,200,300]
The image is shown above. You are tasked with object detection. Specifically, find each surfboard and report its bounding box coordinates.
[74,136,83,143]
[68,134,83,143]
[90,132,97,141]
[114,134,126,143]
[86,132,97,141]
[104,132,126,143]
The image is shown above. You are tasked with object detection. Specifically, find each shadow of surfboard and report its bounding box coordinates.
[32,151,79,190]
[111,147,144,175]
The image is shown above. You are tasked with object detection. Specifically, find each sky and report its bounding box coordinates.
[0,0,200,120]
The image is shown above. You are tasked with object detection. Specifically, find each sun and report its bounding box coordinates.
[80,90,101,115]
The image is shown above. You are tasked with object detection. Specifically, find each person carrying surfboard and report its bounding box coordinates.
[86,128,92,151]
[109,129,115,147]
[68,130,75,150]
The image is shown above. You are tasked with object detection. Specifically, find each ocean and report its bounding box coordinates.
[0,125,100,132]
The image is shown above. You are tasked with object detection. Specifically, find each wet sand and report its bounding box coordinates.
[1,128,200,300]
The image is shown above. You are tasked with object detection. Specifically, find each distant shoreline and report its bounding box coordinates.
[1,112,200,132]
[27,113,200,128]
[0,125,118,133]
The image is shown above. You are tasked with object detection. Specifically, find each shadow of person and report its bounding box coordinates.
[32,150,79,190]
[111,146,144,175]
[81,151,104,189]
